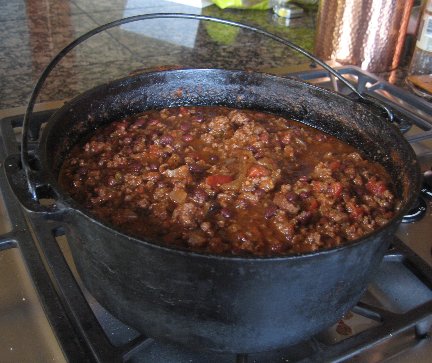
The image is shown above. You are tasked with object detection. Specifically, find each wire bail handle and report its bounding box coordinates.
[22,12,367,200]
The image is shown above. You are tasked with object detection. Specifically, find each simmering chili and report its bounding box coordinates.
[59,106,399,256]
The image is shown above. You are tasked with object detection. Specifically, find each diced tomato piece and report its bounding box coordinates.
[205,175,233,187]
[312,181,324,193]
[189,152,201,161]
[148,144,162,157]
[330,182,343,198]
[259,133,269,143]
[247,165,270,178]
[366,180,387,195]
[346,201,364,219]
[280,131,292,145]
[329,160,341,171]
[130,118,147,129]
[308,198,319,211]
[179,106,190,115]
[135,185,146,194]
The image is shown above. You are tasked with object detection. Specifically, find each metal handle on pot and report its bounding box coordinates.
[22,12,380,200]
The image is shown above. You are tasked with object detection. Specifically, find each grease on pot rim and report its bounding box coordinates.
[59,106,399,256]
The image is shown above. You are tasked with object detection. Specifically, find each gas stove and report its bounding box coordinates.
[0,66,431,362]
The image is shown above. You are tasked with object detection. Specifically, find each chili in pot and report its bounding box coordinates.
[59,106,399,256]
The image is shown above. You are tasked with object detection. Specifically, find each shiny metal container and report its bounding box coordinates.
[314,0,414,73]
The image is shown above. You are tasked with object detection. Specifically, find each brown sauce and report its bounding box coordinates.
[59,106,399,256]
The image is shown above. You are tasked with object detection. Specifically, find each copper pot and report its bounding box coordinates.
[314,0,414,73]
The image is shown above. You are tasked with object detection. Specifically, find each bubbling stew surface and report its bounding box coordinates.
[59,106,399,256]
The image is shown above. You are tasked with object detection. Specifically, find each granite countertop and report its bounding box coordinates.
[0,1,320,110]
[1,0,416,112]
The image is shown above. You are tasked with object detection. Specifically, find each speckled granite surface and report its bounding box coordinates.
[0,0,319,109]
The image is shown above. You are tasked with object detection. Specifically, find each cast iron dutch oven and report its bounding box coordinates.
[11,14,422,353]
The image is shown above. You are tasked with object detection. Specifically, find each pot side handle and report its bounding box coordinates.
[4,154,70,216]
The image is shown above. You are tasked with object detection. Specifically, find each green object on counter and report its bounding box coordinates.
[205,22,240,44]
[212,0,270,10]
[202,4,316,53]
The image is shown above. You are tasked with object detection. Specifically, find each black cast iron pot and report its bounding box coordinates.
[20,68,421,353]
[7,14,421,354]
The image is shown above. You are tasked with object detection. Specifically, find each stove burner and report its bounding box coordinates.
[402,197,427,223]
[401,169,432,223]
[392,112,413,134]
[422,170,432,198]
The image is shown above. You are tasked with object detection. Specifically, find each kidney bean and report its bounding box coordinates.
[189,164,205,174]
[183,134,193,142]
[180,122,191,131]
[221,208,233,218]
[78,167,88,176]
[191,188,208,204]
[130,118,147,129]
[299,191,311,199]
[208,202,221,214]
[236,199,249,209]
[209,154,219,163]
[122,137,132,145]
[264,204,277,219]
[156,181,168,188]
[128,162,143,173]
[193,115,204,123]
[315,133,328,142]
[255,188,266,198]
[160,135,174,146]
[297,211,312,225]
[148,163,159,171]
[285,192,299,202]
[246,145,257,153]
[107,176,117,186]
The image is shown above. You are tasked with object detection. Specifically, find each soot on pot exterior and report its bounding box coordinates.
[36,69,420,352]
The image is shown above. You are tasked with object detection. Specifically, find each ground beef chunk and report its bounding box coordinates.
[172,202,201,229]
[229,109,249,126]
[208,115,231,136]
